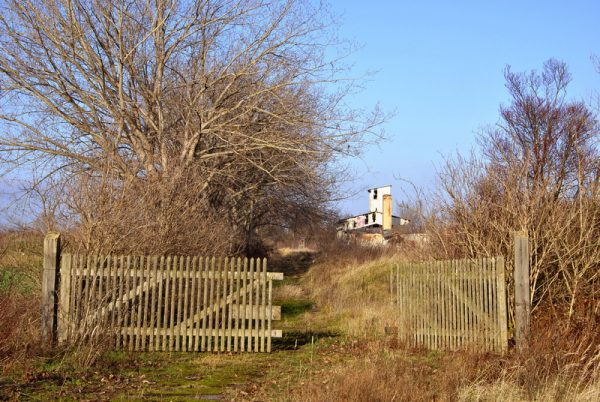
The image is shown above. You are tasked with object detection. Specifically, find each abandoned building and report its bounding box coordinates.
[336,185,409,243]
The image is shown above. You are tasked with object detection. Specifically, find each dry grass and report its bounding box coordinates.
[280,241,600,402]
[277,247,317,256]
[299,245,401,336]
[0,292,42,373]
[276,284,307,300]
[281,320,600,402]
[288,348,493,402]
[0,230,117,375]
[0,231,44,373]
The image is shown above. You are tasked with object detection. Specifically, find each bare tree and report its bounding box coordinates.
[393,178,427,234]
[432,60,600,321]
[0,0,384,253]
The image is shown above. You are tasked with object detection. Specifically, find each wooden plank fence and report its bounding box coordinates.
[55,252,283,353]
[390,257,508,352]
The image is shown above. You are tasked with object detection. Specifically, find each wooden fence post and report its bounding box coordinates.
[41,232,61,347]
[513,231,530,351]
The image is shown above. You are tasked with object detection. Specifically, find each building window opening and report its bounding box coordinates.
[373,189,378,199]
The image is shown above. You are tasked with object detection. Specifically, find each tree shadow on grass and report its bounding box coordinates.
[273,330,340,350]
[268,251,317,278]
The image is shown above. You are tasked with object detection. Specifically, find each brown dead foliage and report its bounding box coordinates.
[281,312,599,402]
[0,292,42,373]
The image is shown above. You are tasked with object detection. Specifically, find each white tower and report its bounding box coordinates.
[367,185,392,213]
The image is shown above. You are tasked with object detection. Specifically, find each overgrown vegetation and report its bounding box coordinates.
[429,60,599,326]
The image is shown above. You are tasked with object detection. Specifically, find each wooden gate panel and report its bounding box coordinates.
[391,257,508,352]
[58,253,283,353]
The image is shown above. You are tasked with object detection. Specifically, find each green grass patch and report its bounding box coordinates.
[0,268,33,294]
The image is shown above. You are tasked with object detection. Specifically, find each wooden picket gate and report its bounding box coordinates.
[390,257,508,352]
[57,253,283,353]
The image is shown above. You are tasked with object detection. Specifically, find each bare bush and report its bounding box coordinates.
[431,60,600,322]
[55,170,242,255]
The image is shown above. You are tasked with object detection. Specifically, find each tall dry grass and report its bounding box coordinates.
[288,344,599,402]
[0,292,42,373]
[295,239,399,336]
[285,238,600,402]
[0,230,44,373]
[285,293,599,401]
[0,230,117,375]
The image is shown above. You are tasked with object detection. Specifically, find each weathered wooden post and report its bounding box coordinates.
[41,232,61,347]
[513,230,530,351]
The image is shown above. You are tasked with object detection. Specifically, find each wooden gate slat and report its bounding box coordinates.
[227,258,234,352]
[170,256,178,351]
[420,262,425,347]
[174,256,183,352]
[58,254,72,344]
[217,258,225,352]
[161,256,170,351]
[261,258,267,353]
[109,256,117,337]
[234,257,241,352]
[149,256,157,351]
[201,257,210,351]
[438,261,443,349]
[68,254,77,342]
[441,260,448,349]
[492,257,499,351]
[247,258,254,352]
[193,257,201,351]
[121,256,130,349]
[240,258,248,352]
[207,257,215,352]
[115,256,123,348]
[133,256,143,351]
[155,256,164,351]
[128,256,137,351]
[485,258,492,350]
[220,257,228,352]
[472,259,479,349]
[267,269,273,353]
[97,255,105,336]
[188,256,196,352]
[496,256,508,352]
[254,258,261,352]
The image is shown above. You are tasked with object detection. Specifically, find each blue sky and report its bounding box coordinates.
[330,0,600,215]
